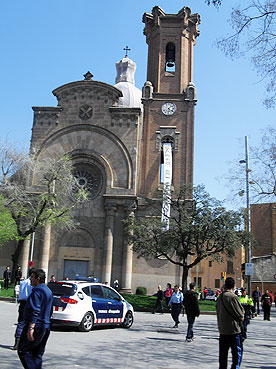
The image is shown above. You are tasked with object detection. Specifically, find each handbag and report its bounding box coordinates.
[221,293,246,342]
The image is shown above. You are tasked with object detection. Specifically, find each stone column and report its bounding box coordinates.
[40,222,51,281]
[102,204,116,285]
[19,237,31,279]
[121,204,136,293]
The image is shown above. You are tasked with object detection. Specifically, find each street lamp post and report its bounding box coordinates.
[240,136,252,295]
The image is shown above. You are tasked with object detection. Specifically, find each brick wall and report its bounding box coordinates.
[251,203,276,256]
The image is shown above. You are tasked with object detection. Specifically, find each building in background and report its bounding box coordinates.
[190,251,244,293]
[250,203,276,295]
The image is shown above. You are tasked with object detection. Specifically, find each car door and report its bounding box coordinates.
[89,285,110,322]
[102,286,124,321]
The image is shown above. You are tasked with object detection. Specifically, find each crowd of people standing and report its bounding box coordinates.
[152,282,200,342]
[152,279,275,368]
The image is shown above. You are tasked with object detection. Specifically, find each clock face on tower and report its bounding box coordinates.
[161,102,176,115]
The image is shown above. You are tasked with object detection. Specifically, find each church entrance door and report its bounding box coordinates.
[64,260,88,279]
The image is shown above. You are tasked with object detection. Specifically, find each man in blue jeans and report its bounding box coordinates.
[168,285,183,328]
[13,268,34,350]
[216,277,245,369]
[183,283,200,342]
[18,268,53,369]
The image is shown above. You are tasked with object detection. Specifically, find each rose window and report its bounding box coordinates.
[74,165,103,199]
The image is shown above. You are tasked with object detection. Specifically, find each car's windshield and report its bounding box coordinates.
[48,282,77,296]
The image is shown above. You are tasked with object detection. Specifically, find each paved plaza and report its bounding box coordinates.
[0,300,276,369]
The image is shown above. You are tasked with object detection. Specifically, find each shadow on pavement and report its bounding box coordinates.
[146,336,182,342]
[0,343,14,350]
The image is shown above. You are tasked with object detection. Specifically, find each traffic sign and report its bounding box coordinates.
[245,263,254,276]
[28,261,34,267]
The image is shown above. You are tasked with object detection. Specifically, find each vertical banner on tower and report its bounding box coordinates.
[161,143,172,231]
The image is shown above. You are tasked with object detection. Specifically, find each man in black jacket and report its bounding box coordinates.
[252,286,261,315]
[152,285,164,314]
[183,283,200,342]
[3,266,11,289]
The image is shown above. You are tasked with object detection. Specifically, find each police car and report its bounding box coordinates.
[205,289,217,301]
[48,280,134,332]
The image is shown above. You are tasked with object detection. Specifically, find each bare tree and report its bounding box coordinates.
[227,127,276,204]
[215,0,276,108]
[253,259,270,293]
[205,0,222,7]
[0,141,88,276]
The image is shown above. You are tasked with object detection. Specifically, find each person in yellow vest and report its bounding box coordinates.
[239,288,252,337]
[248,296,255,318]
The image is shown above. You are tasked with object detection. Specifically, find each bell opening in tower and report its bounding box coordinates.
[165,42,176,72]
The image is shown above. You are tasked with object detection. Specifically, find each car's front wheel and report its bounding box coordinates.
[78,312,93,332]
[122,311,133,328]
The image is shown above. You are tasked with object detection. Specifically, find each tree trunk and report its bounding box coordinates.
[11,238,25,283]
[181,265,189,292]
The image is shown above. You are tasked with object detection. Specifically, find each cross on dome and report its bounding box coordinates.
[123,46,131,57]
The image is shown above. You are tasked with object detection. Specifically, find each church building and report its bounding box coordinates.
[2,6,201,293]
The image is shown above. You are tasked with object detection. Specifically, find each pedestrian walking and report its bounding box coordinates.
[183,283,200,342]
[164,283,173,307]
[152,285,164,314]
[239,288,252,336]
[15,266,22,286]
[168,285,183,328]
[18,268,53,369]
[3,266,11,289]
[216,277,245,369]
[261,289,273,321]
[13,268,34,350]
[252,286,261,315]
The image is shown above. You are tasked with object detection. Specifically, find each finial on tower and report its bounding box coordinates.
[123,46,131,58]
[83,71,93,80]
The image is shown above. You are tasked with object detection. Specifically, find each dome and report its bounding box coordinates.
[114,56,142,108]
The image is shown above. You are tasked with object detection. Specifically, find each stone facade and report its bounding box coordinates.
[0,6,202,294]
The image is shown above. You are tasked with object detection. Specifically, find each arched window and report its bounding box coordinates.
[166,42,175,72]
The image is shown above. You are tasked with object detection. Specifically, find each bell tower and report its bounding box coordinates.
[139,6,200,197]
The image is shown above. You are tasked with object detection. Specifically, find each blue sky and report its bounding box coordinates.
[0,0,275,209]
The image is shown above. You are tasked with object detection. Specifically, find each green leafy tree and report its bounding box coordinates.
[127,185,249,291]
[0,195,17,245]
[0,142,88,276]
